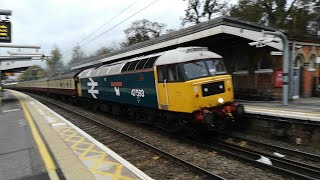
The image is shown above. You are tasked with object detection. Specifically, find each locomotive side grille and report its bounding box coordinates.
[202,81,225,97]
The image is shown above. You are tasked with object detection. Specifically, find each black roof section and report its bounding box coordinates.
[72,16,277,68]
[49,71,80,80]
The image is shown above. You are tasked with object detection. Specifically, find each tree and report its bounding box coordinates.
[229,0,318,36]
[122,19,166,47]
[95,46,116,56]
[46,47,64,77]
[18,65,46,81]
[181,0,229,26]
[308,1,320,36]
[69,46,86,66]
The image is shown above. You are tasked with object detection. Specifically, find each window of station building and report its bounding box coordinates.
[257,55,272,70]
[234,56,248,72]
[309,55,316,71]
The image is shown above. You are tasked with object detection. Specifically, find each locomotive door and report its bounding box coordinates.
[156,66,169,110]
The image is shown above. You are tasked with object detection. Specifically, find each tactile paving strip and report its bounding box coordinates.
[56,125,140,180]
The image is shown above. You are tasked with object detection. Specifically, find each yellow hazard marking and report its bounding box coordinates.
[152,156,160,160]
[59,127,139,180]
[239,141,247,147]
[15,93,59,180]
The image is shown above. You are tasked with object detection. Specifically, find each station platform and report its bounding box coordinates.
[0,90,152,180]
[239,98,320,122]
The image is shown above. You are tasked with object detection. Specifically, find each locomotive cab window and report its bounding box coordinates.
[167,65,182,82]
[157,64,183,83]
[183,59,226,80]
[157,66,167,83]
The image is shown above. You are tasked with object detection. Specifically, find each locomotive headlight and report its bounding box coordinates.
[218,98,224,104]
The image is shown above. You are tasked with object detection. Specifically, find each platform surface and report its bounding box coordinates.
[0,91,48,179]
[240,98,320,122]
[1,90,152,180]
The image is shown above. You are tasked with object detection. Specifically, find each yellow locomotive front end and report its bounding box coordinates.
[154,47,243,130]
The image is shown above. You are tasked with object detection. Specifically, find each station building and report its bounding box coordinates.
[72,16,320,101]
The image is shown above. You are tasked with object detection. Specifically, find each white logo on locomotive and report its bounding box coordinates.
[114,87,120,96]
[87,78,99,99]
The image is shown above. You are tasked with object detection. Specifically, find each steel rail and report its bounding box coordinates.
[184,137,320,180]
[227,133,320,162]
[35,96,225,180]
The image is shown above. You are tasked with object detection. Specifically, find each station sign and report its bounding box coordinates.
[0,21,11,43]
[4,72,14,76]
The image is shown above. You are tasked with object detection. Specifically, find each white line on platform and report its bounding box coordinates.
[38,109,45,115]
[245,107,320,122]
[51,123,66,127]
[2,108,21,113]
[45,116,56,123]
[30,102,35,105]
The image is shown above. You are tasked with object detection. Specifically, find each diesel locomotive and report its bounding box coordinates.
[8,47,244,132]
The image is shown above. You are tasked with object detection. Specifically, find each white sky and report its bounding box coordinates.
[0,0,189,66]
[0,0,238,67]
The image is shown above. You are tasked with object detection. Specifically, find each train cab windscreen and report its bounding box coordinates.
[183,59,226,80]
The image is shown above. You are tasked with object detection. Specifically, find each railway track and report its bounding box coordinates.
[34,95,225,180]
[190,137,320,180]
[224,133,320,162]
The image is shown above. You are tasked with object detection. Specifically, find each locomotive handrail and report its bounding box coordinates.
[164,79,169,106]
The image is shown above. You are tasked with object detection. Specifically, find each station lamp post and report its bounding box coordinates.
[249,31,289,105]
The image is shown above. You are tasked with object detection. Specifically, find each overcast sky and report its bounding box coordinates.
[0,0,193,66]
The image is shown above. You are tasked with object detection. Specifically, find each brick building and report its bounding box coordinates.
[233,39,320,100]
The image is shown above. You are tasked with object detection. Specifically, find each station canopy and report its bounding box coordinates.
[0,56,32,72]
[71,16,282,70]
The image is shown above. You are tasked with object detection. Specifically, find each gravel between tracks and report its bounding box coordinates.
[36,95,287,180]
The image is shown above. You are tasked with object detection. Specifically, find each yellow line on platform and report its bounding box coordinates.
[15,92,59,180]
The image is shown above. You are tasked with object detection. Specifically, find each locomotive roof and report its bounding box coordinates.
[154,47,222,66]
[78,47,221,78]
